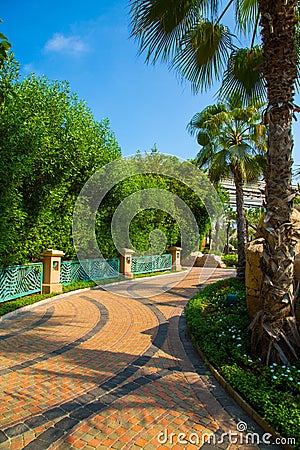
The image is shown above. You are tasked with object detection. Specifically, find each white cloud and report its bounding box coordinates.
[23,63,37,73]
[44,33,89,55]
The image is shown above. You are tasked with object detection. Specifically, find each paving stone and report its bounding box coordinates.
[38,426,65,443]
[25,415,48,430]
[0,268,265,450]
[23,439,50,450]
[43,407,65,421]
[88,387,107,398]
[70,407,92,421]
[54,417,79,432]
[76,393,97,405]
[5,423,29,438]
[86,401,106,413]
[60,401,82,413]
[0,432,7,444]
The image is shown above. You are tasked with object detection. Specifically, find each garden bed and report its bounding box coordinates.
[185,278,300,449]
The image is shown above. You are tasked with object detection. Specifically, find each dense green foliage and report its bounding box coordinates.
[186,279,300,446]
[0,57,121,267]
[0,292,58,317]
[221,254,238,267]
[94,151,213,259]
[0,59,212,267]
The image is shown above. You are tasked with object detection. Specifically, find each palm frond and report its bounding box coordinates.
[226,143,254,159]
[187,103,227,135]
[171,21,235,93]
[196,143,214,167]
[242,154,265,182]
[208,149,231,182]
[129,0,217,64]
[218,46,266,106]
[235,0,259,35]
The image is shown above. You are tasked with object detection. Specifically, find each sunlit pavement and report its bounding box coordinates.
[0,268,281,449]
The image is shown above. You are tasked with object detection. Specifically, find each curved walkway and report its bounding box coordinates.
[0,268,280,450]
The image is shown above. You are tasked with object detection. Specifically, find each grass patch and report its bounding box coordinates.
[133,269,178,278]
[0,292,58,317]
[185,278,300,447]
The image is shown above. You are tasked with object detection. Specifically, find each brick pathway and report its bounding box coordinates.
[0,268,280,450]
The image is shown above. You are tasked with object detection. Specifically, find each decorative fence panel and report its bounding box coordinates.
[0,263,43,303]
[131,254,172,275]
[60,258,120,285]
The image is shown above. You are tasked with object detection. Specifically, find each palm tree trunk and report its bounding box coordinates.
[234,170,246,283]
[252,0,300,364]
[215,218,220,252]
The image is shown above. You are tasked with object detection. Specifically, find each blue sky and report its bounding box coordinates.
[1,0,300,174]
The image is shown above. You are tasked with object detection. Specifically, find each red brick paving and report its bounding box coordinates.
[0,268,270,449]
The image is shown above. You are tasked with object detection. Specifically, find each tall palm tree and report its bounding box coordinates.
[188,95,266,282]
[129,0,300,364]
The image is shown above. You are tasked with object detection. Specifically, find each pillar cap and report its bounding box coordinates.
[122,248,135,255]
[168,246,182,251]
[42,249,65,257]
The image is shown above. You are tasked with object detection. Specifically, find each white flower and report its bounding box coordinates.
[272,376,278,380]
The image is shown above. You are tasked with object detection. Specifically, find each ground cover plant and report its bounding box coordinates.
[185,278,300,447]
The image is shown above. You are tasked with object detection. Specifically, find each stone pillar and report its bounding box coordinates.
[245,239,264,318]
[42,249,64,294]
[120,248,135,279]
[168,246,182,271]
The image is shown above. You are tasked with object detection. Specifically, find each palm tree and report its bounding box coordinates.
[188,95,266,282]
[129,0,299,364]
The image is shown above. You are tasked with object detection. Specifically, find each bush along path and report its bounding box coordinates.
[0,267,278,450]
[186,277,300,449]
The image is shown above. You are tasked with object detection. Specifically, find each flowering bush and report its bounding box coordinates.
[185,278,300,447]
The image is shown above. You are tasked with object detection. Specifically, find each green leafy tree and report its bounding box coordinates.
[0,58,121,266]
[129,0,300,364]
[96,151,211,259]
[188,95,266,282]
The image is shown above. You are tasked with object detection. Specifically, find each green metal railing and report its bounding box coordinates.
[0,263,43,303]
[131,254,172,274]
[60,258,120,285]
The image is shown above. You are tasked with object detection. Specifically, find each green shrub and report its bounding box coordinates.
[221,254,238,267]
[185,278,300,448]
